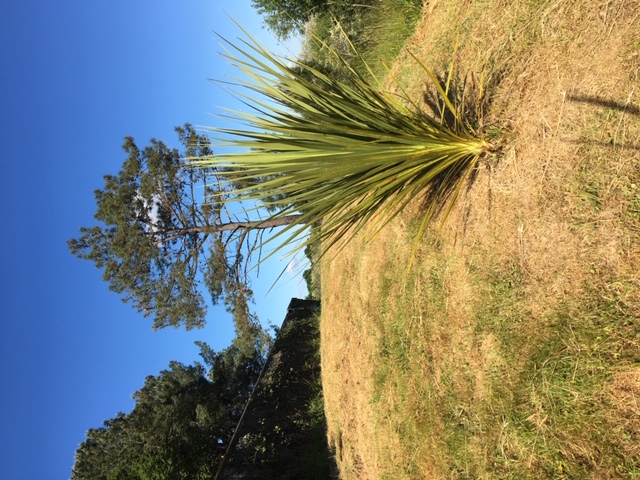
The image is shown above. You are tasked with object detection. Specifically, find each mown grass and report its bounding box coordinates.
[320,0,640,478]
[325,226,640,478]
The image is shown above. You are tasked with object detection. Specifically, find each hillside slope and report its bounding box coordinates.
[321,1,640,478]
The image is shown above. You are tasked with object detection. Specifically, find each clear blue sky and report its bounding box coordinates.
[0,2,304,479]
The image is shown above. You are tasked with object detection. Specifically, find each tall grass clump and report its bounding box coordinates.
[303,0,423,84]
[194,25,492,259]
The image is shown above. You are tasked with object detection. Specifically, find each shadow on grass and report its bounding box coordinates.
[567,139,640,150]
[567,93,640,116]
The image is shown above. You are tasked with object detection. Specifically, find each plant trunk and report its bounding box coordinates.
[201,214,305,233]
[158,214,306,239]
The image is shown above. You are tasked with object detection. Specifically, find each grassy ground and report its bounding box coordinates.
[320,1,640,478]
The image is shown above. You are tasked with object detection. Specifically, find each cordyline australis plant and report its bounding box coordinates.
[192,25,491,261]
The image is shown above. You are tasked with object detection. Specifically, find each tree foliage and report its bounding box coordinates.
[68,125,297,351]
[251,0,326,39]
[71,342,265,480]
[252,0,410,41]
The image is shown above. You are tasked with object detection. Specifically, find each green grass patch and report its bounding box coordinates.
[466,260,640,478]
[366,244,640,478]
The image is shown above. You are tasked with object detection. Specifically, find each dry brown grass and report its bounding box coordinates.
[321,0,640,478]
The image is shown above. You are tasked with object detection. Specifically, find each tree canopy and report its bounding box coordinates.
[251,0,379,40]
[251,0,325,39]
[71,342,265,480]
[69,124,298,352]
